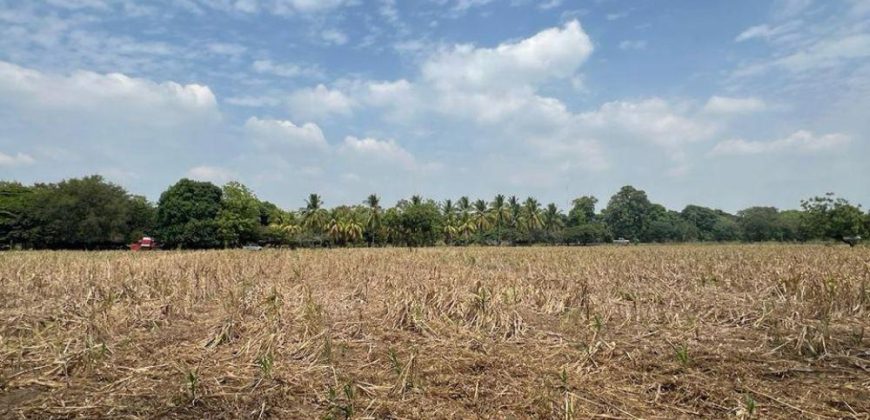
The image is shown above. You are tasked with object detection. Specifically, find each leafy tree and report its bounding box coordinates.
[568,196,598,226]
[216,182,261,247]
[37,176,142,249]
[0,182,39,248]
[644,210,696,242]
[156,178,223,249]
[710,216,740,241]
[680,205,721,241]
[127,195,157,243]
[563,223,609,245]
[602,186,654,241]
[737,206,781,242]
[800,193,866,245]
[396,198,441,247]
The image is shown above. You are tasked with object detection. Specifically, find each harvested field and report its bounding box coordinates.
[1,245,868,418]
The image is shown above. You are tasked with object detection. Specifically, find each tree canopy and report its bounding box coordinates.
[1,175,867,249]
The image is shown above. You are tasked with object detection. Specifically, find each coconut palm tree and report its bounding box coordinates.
[456,197,474,243]
[471,199,490,239]
[508,195,522,229]
[542,203,564,244]
[301,193,329,246]
[327,217,364,246]
[489,194,511,245]
[441,199,458,244]
[364,194,382,247]
[522,197,543,232]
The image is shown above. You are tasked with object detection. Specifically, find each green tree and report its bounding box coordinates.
[216,181,261,247]
[489,194,510,245]
[800,193,866,245]
[156,178,223,249]
[568,196,598,226]
[364,194,382,246]
[680,205,721,241]
[301,193,329,246]
[542,203,564,243]
[396,198,441,247]
[602,186,654,241]
[737,206,781,242]
[521,197,542,232]
[37,176,141,249]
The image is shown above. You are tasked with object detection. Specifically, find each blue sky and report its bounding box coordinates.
[1,0,868,212]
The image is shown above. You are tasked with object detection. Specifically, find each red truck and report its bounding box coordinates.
[130,236,157,251]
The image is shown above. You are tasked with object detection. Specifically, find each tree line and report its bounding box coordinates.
[1,175,867,250]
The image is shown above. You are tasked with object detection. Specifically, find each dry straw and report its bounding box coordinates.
[1,245,868,418]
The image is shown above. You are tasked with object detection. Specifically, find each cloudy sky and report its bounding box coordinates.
[1,0,868,212]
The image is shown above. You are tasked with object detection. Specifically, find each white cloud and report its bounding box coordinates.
[0,61,223,194]
[451,0,495,12]
[578,98,716,148]
[339,136,417,169]
[244,117,328,150]
[539,0,563,10]
[618,40,647,50]
[287,84,355,120]
[252,59,319,78]
[422,20,593,91]
[703,96,767,114]
[0,61,218,118]
[207,42,247,56]
[321,29,348,45]
[0,151,35,167]
[186,165,234,183]
[711,130,850,155]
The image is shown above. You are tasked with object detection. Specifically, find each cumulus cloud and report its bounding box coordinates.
[578,99,716,148]
[711,130,850,155]
[702,96,767,114]
[186,165,234,183]
[339,136,417,169]
[421,20,593,91]
[244,117,328,150]
[0,61,218,121]
[287,84,355,120]
[0,151,35,167]
[0,61,223,194]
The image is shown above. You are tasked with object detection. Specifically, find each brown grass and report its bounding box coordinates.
[1,245,868,418]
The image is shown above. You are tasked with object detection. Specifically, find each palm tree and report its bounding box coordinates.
[471,199,490,240]
[441,199,458,244]
[364,194,381,246]
[456,196,474,244]
[327,217,364,246]
[522,197,542,232]
[489,194,510,245]
[542,203,564,244]
[410,195,423,206]
[508,195,522,229]
[302,193,329,246]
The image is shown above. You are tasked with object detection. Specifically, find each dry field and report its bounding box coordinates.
[1,245,868,419]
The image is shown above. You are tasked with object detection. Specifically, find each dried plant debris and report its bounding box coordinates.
[1,245,868,418]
